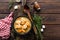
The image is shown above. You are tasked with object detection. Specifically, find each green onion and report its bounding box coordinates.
[33,14,43,40]
[9,0,14,9]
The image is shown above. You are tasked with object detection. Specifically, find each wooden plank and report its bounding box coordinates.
[37,0,60,3]
[0,2,60,13]
[1,14,60,40]
[43,25,60,40]
[27,0,60,3]
[39,14,60,24]
[0,14,9,19]
[1,14,60,24]
[29,2,60,13]
[0,3,10,14]
[39,3,60,13]
[0,0,14,2]
[0,0,60,3]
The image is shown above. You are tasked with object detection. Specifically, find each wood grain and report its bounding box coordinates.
[40,14,60,24]
[0,0,60,40]
[0,3,10,14]
[0,2,60,13]
[28,2,60,13]
[0,0,60,3]
[1,14,60,24]
[27,0,60,3]
[43,25,60,40]
[0,14,9,18]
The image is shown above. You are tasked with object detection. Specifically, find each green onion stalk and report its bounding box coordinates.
[33,14,43,40]
[9,0,14,9]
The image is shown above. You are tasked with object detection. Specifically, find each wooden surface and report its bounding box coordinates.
[0,0,60,40]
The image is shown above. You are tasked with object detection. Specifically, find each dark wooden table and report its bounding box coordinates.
[0,0,60,40]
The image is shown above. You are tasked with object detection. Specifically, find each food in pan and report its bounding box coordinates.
[14,17,31,34]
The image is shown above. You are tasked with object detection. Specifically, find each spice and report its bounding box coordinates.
[14,5,21,10]
[41,28,44,32]
[42,25,45,29]
[15,0,21,2]
[34,2,41,11]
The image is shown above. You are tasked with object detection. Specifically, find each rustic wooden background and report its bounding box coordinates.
[0,0,60,40]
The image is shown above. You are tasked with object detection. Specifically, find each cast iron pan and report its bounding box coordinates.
[12,16,32,35]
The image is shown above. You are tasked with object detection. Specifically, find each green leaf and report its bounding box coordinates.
[8,0,14,9]
[33,14,43,40]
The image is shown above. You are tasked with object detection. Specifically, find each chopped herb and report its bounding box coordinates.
[33,14,43,40]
